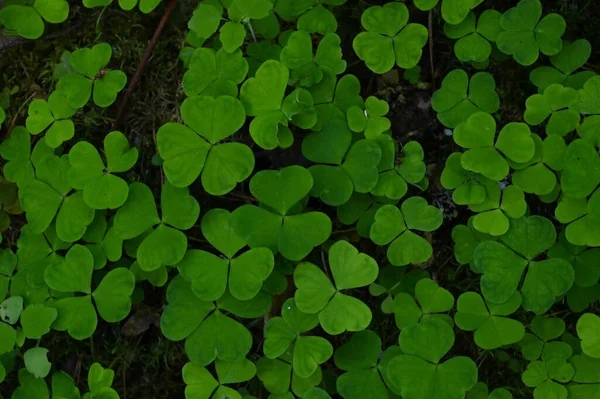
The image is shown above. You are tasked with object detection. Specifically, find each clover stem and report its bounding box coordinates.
[246,21,258,43]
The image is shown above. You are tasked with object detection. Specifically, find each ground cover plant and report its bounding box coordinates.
[1,0,600,398]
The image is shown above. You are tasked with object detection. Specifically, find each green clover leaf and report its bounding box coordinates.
[24,347,51,378]
[178,208,274,301]
[392,277,454,329]
[183,359,256,399]
[444,10,503,63]
[188,3,223,39]
[160,276,252,366]
[113,182,198,271]
[182,47,249,97]
[577,313,600,359]
[275,0,346,35]
[294,240,378,334]
[512,134,564,196]
[304,122,382,205]
[530,39,596,92]
[454,112,535,181]
[57,43,127,108]
[280,31,347,87]
[334,330,391,399]
[471,185,528,236]
[385,318,478,399]
[25,92,76,148]
[68,131,138,210]
[21,304,57,339]
[524,84,580,136]
[231,166,331,260]
[574,76,600,115]
[371,139,426,201]
[369,197,442,266]
[474,216,574,314]
[561,139,600,200]
[415,0,484,25]
[264,298,333,378]
[0,127,54,187]
[347,96,391,139]
[353,2,428,73]
[49,265,135,339]
[455,292,525,349]
[311,73,364,131]
[497,0,566,66]
[256,356,323,397]
[157,95,253,194]
[432,70,500,128]
[0,0,69,39]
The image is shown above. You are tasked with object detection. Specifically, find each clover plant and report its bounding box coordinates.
[264,298,333,378]
[84,0,163,13]
[178,208,274,301]
[280,31,346,87]
[275,0,347,35]
[432,70,500,128]
[231,166,332,260]
[346,97,391,139]
[414,0,484,24]
[576,75,600,115]
[182,359,256,399]
[385,318,478,399]
[294,240,378,335]
[392,277,454,329]
[474,216,574,314]
[302,120,382,205]
[530,39,596,92]
[444,11,503,63]
[0,127,53,187]
[353,2,428,74]
[524,84,581,136]
[113,182,199,271]
[0,0,69,39]
[369,197,443,266]
[25,92,76,149]
[496,0,566,66]
[337,192,399,237]
[455,291,525,349]
[57,43,127,108]
[256,353,324,398]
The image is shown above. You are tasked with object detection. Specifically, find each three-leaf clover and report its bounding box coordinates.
[518,316,570,361]
[264,298,333,378]
[68,131,138,210]
[524,84,581,136]
[183,359,256,399]
[113,182,199,271]
[0,127,53,187]
[371,139,427,200]
[256,354,323,398]
[231,166,332,261]
[160,276,253,366]
[334,330,399,399]
[353,2,428,74]
[182,47,249,97]
[444,10,503,63]
[293,240,379,335]
[455,292,525,349]
[496,0,566,66]
[474,216,574,314]
[560,139,600,201]
[280,31,347,87]
[19,155,96,242]
[522,357,574,399]
[310,73,364,131]
[453,112,535,181]
[178,208,274,301]
[45,246,135,339]
[530,39,596,92]
[441,152,495,207]
[431,70,500,128]
[240,60,315,149]
[385,318,478,399]
[369,197,443,266]
[57,43,127,108]
[157,95,254,194]
[392,277,454,329]
[302,120,382,206]
[25,92,76,149]
[575,76,600,115]
[337,192,399,238]
[512,134,565,196]
[469,184,528,237]
[0,0,69,39]
[346,97,391,139]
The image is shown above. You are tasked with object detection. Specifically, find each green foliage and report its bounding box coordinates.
[2,0,600,397]
[0,0,69,39]
[353,2,428,74]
